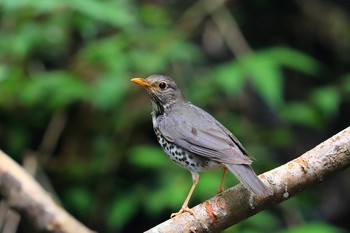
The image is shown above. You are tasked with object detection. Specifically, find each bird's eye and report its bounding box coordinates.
[158,82,168,90]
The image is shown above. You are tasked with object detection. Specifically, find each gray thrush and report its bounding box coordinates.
[131,75,272,218]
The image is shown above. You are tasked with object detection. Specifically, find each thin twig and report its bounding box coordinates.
[209,5,252,57]
[39,111,67,156]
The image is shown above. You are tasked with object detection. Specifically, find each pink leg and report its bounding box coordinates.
[217,167,228,193]
[171,172,199,218]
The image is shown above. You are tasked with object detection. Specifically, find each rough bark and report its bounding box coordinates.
[145,126,350,233]
[0,150,96,233]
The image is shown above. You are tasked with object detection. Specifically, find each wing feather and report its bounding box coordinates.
[158,105,252,165]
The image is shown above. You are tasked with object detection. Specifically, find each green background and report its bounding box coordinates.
[0,0,349,232]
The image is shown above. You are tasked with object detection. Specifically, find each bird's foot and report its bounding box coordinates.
[170,206,195,218]
[217,187,225,194]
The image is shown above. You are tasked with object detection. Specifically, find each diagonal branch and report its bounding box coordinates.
[145,126,350,233]
[0,150,96,233]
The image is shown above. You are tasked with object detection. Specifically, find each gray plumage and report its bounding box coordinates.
[133,74,272,197]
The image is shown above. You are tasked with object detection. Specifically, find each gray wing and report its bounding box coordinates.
[158,104,252,165]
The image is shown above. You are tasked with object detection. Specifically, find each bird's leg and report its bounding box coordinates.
[217,167,228,193]
[170,172,199,218]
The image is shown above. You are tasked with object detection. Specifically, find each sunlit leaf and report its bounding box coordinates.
[70,0,137,28]
[214,47,321,109]
[311,87,340,117]
[20,71,88,109]
[129,146,172,168]
[0,0,63,12]
[264,47,323,75]
[90,74,127,110]
[214,61,246,95]
[280,102,322,128]
[248,56,284,107]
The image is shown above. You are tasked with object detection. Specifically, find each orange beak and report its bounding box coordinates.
[131,78,151,88]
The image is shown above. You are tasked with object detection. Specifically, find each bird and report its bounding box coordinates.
[131,75,272,218]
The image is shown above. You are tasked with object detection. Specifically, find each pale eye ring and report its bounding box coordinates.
[158,82,168,90]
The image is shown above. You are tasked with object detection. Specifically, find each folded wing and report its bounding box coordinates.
[158,105,252,165]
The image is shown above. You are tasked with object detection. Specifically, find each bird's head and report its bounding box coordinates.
[131,75,183,114]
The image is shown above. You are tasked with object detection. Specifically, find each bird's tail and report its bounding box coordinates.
[225,164,272,196]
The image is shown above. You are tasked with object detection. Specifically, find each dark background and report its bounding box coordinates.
[0,0,349,232]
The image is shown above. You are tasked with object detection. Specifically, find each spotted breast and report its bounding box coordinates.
[154,128,222,172]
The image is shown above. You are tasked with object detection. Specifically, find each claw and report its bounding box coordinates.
[217,187,224,194]
[170,206,195,218]
[170,172,199,219]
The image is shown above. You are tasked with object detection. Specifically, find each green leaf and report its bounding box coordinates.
[129,146,171,168]
[280,102,322,128]
[64,187,93,213]
[311,87,340,117]
[0,0,63,13]
[278,221,345,233]
[341,74,350,94]
[214,61,246,95]
[214,47,321,109]
[233,211,280,233]
[264,46,323,75]
[249,57,284,107]
[79,35,128,68]
[20,71,88,109]
[70,0,136,29]
[144,174,192,215]
[8,127,31,157]
[108,194,138,230]
[140,4,171,27]
[90,74,127,110]
[0,64,9,82]
[128,33,200,73]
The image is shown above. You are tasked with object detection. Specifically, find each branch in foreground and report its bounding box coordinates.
[146,126,350,233]
[0,150,96,233]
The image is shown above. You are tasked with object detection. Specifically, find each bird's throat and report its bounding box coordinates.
[150,93,165,117]
[149,92,183,118]
[152,102,164,118]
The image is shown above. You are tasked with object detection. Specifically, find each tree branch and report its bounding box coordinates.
[145,126,350,233]
[0,150,96,233]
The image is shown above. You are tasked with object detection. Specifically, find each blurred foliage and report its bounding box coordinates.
[0,0,349,232]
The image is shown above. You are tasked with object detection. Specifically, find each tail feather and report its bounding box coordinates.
[225,164,272,196]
